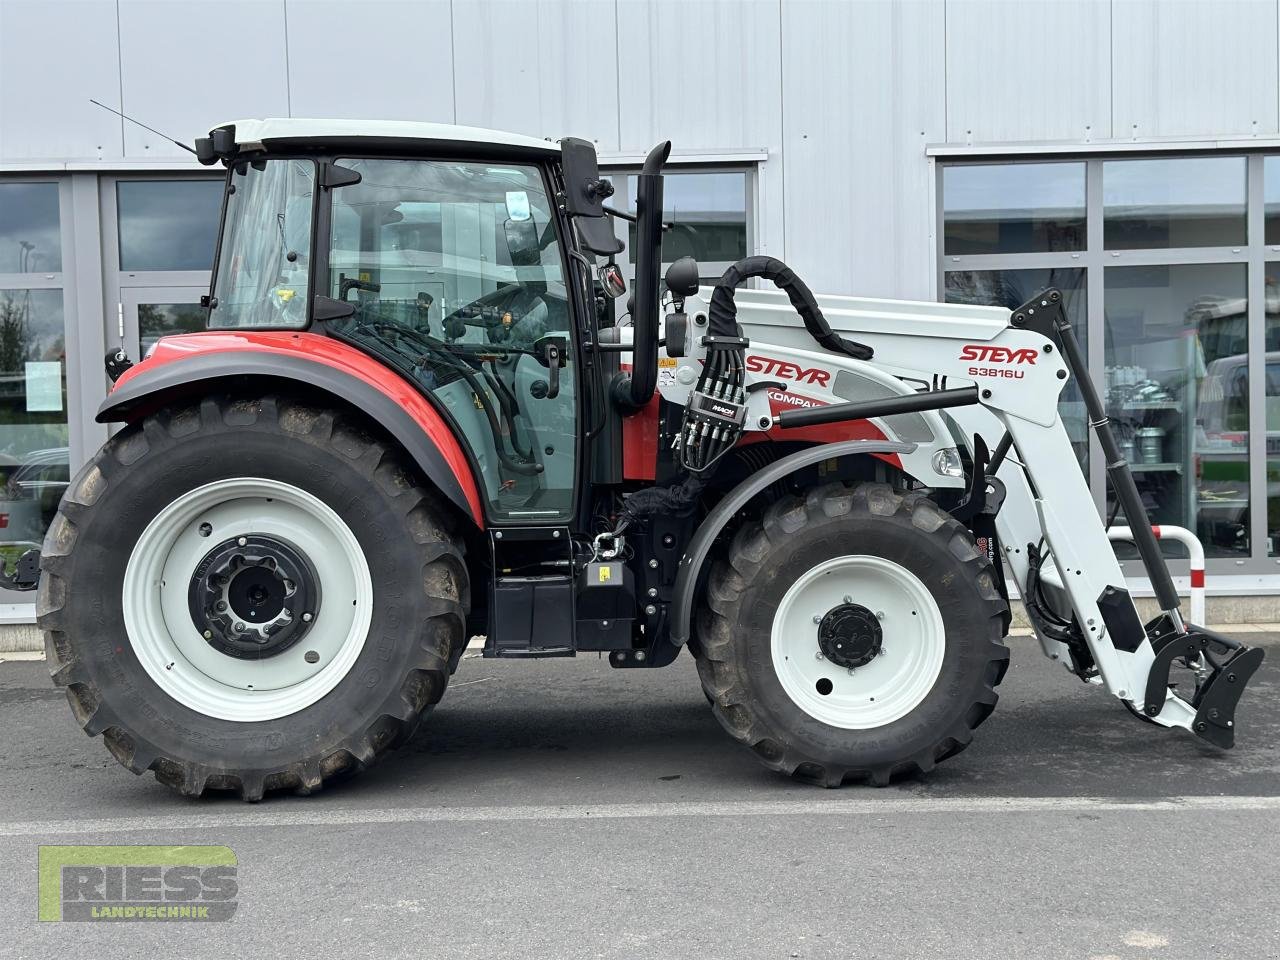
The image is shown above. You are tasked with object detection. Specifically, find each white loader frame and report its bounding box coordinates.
[667,287,1199,729]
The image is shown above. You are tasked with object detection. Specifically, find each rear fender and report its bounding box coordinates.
[98,332,485,526]
[669,439,915,646]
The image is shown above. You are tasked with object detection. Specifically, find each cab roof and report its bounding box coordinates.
[220,118,560,157]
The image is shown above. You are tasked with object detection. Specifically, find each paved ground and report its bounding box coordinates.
[2,634,1279,959]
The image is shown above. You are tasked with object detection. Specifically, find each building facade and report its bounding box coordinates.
[2,0,1279,620]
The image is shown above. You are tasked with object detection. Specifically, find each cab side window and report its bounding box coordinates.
[328,159,577,521]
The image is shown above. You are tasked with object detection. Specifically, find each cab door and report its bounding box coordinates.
[326,158,577,523]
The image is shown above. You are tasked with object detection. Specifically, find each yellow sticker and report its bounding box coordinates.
[658,357,677,368]
[598,566,611,582]
[358,272,371,283]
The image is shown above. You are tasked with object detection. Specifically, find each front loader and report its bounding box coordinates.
[28,119,1264,799]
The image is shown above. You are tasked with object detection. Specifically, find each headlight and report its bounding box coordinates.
[932,447,965,479]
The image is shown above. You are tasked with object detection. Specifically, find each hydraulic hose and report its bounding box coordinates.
[707,256,873,359]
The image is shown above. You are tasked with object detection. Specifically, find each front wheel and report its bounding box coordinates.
[693,482,1009,787]
[38,394,469,800]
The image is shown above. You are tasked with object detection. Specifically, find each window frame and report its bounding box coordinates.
[601,163,757,286]
[937,152,1272,578]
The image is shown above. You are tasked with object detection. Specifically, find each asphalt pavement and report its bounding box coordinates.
[2,634,1279,959]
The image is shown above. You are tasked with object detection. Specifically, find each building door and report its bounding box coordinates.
[115,286,208,360]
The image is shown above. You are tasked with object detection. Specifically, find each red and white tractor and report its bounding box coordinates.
[25,120,1263,798]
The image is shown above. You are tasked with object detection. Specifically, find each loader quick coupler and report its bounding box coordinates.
[188,534,321,659]
[1141,622,1265,748]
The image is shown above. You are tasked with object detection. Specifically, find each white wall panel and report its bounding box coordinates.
[616,0,784,257]
[286,0,454,123]
[1113,0,1278,137]
[117,0,290,157]
[781,0,945,299]
[945,0,1111,142]
[452,0,618,149]
[0,0,122,160]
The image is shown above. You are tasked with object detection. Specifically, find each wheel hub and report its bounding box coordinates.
[817,602,883,669]
[188,534,321,659]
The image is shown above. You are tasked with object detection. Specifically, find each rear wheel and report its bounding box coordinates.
[693,482,1009,787]
[38,394,469,800]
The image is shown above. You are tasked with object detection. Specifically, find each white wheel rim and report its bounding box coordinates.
[123,478,373,722]
[770,555,945,729]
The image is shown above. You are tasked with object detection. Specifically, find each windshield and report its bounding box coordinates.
[208,159,315,329]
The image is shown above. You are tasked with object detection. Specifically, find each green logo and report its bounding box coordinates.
[38,845,238,922]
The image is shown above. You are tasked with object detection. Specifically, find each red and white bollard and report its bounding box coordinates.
[1107,525,1206,626]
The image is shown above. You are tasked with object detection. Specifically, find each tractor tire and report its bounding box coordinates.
[693,481,1009,787]
[38,394,469,801]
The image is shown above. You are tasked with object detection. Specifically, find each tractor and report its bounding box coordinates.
[27,119,1264,799]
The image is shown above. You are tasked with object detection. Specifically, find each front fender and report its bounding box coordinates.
[669,439,915,646]
[99,331,485,526]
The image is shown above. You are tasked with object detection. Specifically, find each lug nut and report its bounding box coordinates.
[875,611,885,620]
[302,612,313,623]
[304,650,319,664]
[815,651,824,661]
[843,595,852,604]
[202,630,212,639]
[234,622,245,633]
[237,536,247,547]
[812,615,822,624]
[216,601,227,612]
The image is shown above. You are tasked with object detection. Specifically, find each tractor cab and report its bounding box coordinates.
[194,120,628,526]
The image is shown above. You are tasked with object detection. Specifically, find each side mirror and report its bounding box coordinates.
[664,257,700,298]
[597,262,626,299]
[559,137,611,218]
[504,218,541,267]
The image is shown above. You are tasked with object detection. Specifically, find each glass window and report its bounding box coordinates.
[944,268,1089,471]
[1103,157,1246,249]
[117,180,224,271]
[208,161,314,330]
[942,162,1085,255]
[0,182,61,273]
[1264,158,1280,245]
[0,289,69,567]
[1104,263,1248,557]
[1263,263,1280,554]
[139,302,207,354]
[625,171,748,264]
[328,158,576,521]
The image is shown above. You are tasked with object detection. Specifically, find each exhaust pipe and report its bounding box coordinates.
[612,140,671,413]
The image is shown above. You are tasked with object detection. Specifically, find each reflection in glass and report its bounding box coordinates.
[942,163,1085,255]
[117,179,224,271]
[1103,157,1246,249]
[139,302,206,354]
[1264,158,1280,245]
[0,290,69,570]
[626,172,748,263]
[1104,264,1248,557]
[1262,265,1280,553]
[944,268,1088,471]
[0,183,61,273]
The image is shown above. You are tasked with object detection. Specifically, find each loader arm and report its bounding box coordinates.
[678,284,1263,746]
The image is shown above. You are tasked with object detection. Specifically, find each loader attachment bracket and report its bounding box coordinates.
[1192,645,1265,748]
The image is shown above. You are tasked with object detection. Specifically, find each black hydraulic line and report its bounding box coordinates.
[776,386,980,431]
[1021,290,1182,615]
[987,431,1013,474]
[707,255,873,359]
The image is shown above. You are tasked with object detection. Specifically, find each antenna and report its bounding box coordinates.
[89,98,196,155]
